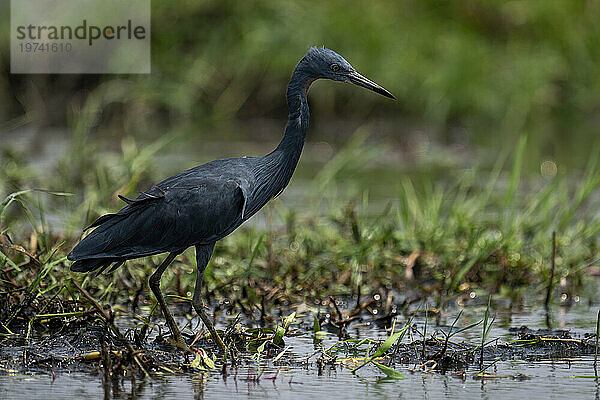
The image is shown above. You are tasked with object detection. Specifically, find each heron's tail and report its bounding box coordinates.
[69,254,126,274]
[70,258,103,272]
[67,214,128,273]
[68,189,169,273]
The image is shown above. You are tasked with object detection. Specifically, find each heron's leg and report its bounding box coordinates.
[149,252,186,348]
[192,244,226,351]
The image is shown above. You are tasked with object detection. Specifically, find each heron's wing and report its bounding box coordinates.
[235,179,250,219]
[69,177,246,261]
[118,186,165,205]
[85,186,166,230]
[156,160,253,221]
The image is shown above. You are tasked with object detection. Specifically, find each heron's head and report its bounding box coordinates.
[300,47,395,99]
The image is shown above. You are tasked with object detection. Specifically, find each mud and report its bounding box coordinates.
[1,298,598,378]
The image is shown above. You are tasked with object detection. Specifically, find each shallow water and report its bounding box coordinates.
[2,299,600,399]
[2,361,599,400]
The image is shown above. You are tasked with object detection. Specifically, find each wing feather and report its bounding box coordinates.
[69,178,246,264]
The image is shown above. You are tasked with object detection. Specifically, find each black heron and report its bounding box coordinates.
[68,47,394,351]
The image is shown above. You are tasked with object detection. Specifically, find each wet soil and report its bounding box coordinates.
[1,295,598,378]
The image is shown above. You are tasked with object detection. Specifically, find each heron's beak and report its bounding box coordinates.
[347,71,395,99]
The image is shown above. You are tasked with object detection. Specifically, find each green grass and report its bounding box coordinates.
[1,128,599,320]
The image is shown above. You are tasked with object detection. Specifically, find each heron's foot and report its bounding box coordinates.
[171,332,188,350]
[209,327,227,353]
[192,302,227,352]
[163,321,188,350]
[201,317,227,352]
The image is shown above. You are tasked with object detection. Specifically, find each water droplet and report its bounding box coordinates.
[560,293,568,302]
[541,160,558,178]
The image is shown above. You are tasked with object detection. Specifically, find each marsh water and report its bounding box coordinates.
[2,296,600,400]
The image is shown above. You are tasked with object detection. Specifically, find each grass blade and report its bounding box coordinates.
[372,361,405,379]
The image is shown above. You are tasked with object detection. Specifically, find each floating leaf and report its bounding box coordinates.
[315,331,329,340]
[190,349,216,371]
[352,324,409,373]
[372,361,405,379]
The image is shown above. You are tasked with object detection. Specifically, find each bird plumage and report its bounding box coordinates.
[67,47,394,350]
[68,47,393,275]
[70,156,285,270]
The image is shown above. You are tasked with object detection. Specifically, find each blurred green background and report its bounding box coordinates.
[1,0,600,303]
[3,1,600,151]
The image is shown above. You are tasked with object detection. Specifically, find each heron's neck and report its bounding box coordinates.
[260,67,313,194]
[245,67,314,215]
[277,67,312,156]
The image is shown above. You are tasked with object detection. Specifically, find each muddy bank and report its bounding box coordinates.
[2,298,598,379]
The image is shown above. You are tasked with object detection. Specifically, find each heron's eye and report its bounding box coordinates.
[330,64,340,72]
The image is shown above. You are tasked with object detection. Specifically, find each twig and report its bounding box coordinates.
[0,244,41,267]
[347,298,376,318]
[545,231,556,309]
[422,304,427,359]
[72,280,149,378]
[329,296,343,321]
[595,309,599,370]
[101,332,112,397]
[417,360,437,373]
